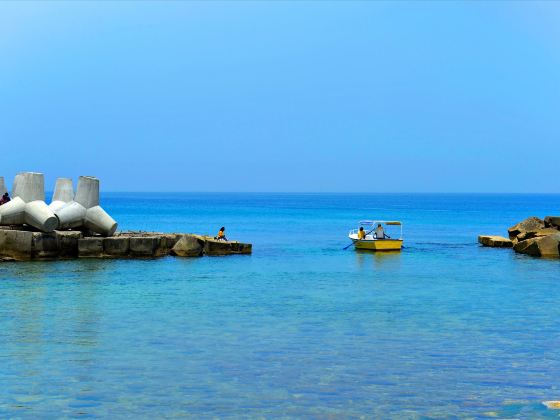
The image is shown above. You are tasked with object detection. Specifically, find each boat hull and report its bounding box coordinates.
[353,239,403,251]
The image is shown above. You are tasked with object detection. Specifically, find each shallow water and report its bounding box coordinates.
[1,193,560,418]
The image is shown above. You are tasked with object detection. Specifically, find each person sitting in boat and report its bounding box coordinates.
[357,226,366,240]
[375,223,385,239]
[215,227,228,241]
[0,192,10,206]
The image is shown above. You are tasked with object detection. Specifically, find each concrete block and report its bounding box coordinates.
[0,176,6,195]
[104,237,130,256]
[0,196,26,225]
[56,201,88,229]
[0,229,33,260]
[50,178,74,212]
[74,176,99,209]
[78,237,104,257]
[129,236,159,257]
[25,200,58,232]
[12,172,44,202]
[32,232,59,259]
[56,231,82,257]
[84,206,117,237]
[54,176,118,237]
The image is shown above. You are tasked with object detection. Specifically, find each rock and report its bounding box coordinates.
[544,216,560,229]
[513,234,560,258]
[478,235,513,248]
[155,233,182,256]
[78,237,104,257]
[543,401,560,409]
[515,228,559,242]
[129,236,159,257]
[0,229,33,260]
[508,217,545,239]
[204,239,252,256]
[104,237,130,256]
[171,234,204,257]
[535,234,560,258]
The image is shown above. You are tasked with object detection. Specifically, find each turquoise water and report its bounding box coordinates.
[1,193,560,419]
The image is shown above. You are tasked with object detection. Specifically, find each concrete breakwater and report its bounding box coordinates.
[0,227,252,261]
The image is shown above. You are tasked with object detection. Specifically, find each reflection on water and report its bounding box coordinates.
[355,249,402,270]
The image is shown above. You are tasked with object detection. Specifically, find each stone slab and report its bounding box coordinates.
[78,238,104,257]
[0,229,33,260]
[129,236,159,257]
[478,235,513,248]
[32,232,59,259]
[104,237,130,256]
[1,229,253,260]
[204,239,252,256]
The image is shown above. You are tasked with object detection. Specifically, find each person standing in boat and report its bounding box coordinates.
[216,227,228,241]
[375,223,385,239]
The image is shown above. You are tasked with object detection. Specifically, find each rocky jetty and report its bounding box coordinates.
[0,226,251,261]
[479,216,560,258]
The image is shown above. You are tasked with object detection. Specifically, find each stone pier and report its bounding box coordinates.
[0,227,252,261]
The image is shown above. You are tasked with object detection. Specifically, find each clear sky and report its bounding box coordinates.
[0,1,558,192]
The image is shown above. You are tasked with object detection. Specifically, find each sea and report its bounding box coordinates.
[1,193,560,419]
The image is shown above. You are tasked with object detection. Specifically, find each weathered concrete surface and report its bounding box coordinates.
[32,232,59,259]
[478,235,513,248]
[57,231,82,258]
[204,238,252,256]
[508,217,546,239]
[0,229,33,260]
[171,235,204,257]
[129,236,160,257]
[103,237,130,256]
[78,238,104,257]
[0,228,252,261]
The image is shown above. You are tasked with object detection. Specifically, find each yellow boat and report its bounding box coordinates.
[348,220,403,251]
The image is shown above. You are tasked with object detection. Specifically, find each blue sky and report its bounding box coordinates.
[0,1,558,192]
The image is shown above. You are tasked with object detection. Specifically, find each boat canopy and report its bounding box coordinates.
[359,220,402,226]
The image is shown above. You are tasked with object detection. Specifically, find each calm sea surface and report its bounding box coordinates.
[1,193,560,419]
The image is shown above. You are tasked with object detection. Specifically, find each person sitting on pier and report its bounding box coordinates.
[357,226,366,240]
[0,192,10,205]
[216,227,228,241]
[375,223,385,239]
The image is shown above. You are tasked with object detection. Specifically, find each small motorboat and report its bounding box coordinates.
[348,220,403,251]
